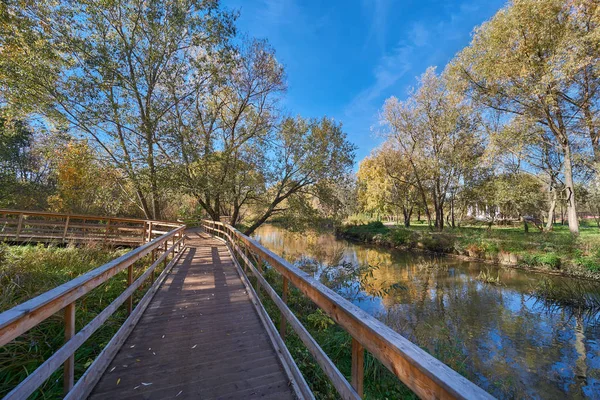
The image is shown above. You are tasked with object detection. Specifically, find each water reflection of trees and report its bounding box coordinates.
[253,225,600,399]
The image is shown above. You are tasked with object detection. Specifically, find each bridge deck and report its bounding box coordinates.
[89,230,296,400]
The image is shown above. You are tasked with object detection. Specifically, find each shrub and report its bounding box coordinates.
[390,229,416,247]
[574,256,600,273]
[520,253,561,270]
[419,234,454,253]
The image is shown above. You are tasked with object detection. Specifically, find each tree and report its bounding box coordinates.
[167,39,285,225]
[357,145,417,226]
[2,0,236,219]
[0,115,54,209]
[381,67,483,230]
[48,141,136,216]
[242,116,355,235]
[450,0,600,234]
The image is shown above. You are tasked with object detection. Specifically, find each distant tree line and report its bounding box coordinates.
[357,0,599,235]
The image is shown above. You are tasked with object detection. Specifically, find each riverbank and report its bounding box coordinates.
[336,221,600,281]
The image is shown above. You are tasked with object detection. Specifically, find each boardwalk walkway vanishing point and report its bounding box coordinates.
[89,230,298,399]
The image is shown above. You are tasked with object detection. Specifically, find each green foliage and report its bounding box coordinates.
[306,309,335,331]
[520,253,562,270]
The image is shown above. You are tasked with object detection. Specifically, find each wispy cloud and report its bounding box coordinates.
[362,0,393,54]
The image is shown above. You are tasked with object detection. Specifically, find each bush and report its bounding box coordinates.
[390,228,417,247]
[520,253,561,270]
[419,234,455,253]
[574,256,600,273]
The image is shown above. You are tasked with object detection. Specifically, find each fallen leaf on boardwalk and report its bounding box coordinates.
[136,359,140,362]
[162,335,165,339]
[142,382,152,386]
[134,385,140,390]
[176,390,183,397]
[109,367,116,372]
[191,344,197,349]
[116,378,121,385]
[130,345,135,348]
[152,352,156,355]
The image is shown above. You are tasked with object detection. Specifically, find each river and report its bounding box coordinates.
[252,224,600,399]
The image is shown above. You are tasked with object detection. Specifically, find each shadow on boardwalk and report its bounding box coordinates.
[89,230,295,399]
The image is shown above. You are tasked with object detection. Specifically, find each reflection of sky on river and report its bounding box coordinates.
[253,225,600,399]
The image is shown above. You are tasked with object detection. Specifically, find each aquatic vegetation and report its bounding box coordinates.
[476,268,502,285]
[531,279,600,323]
[415,260,449,272]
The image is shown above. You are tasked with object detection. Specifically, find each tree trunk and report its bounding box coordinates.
[545,187,557,232]
[563,144,579,235]
[523,218,529,233]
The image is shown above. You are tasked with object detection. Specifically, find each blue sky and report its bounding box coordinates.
[222,0,507,164]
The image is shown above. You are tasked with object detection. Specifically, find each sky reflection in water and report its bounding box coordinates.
[253,225,600,399]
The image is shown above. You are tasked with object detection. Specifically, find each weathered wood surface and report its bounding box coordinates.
[89,230,297,400]
[0,209,180,246]
[202,220,495,400]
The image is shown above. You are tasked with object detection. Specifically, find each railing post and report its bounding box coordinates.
[163,241,168,269]
[63,302,75,394]
[151,249,156,284]
[15,213,24,241]
[280,277,288,340]
[142,221,147,244]
[148,222,153,242]
[127,264,133,314]
[62,216,70,243]
[351,338,364,397]
[104,218,111,243]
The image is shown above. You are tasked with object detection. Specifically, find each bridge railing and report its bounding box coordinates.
[201,220,494,400]
[0,220,186,399]
[0,209,181,246]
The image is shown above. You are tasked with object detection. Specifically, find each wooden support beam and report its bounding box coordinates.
[15,213,23,241]
[63,303,75,395]
[62,216,70,243]
[351,338,364,398]
[127,265,133,314]
[280,277,288,340]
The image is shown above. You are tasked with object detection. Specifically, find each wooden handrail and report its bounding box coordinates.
[0,223,186,399]
[0,209,181,246]
[0,209,181,226]
[201,220,494,400]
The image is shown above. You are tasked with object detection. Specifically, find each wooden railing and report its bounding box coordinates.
[202,220,494,400]
[0,221,186,399]
[0,209,181,246]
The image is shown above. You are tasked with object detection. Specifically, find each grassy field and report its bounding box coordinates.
[337,220,600,279]
[0,243,159,399]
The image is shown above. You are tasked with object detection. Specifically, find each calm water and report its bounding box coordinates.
[252,225,600,399]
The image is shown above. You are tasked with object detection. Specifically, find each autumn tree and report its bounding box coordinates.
[382,67,483,230]
[451,0,600,234]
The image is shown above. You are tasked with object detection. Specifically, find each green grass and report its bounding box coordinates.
[0,242,162,399]
[337,221,600,278]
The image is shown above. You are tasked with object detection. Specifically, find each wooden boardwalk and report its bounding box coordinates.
[89,230,297,400]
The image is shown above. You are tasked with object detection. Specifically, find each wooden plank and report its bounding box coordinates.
[203,220,494,400]
[62,216,70,242]
[63,303,75,394]
[15,213,23,241]
[0,226,185,346]
[351,339,364,398]
[280,277,288,340]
